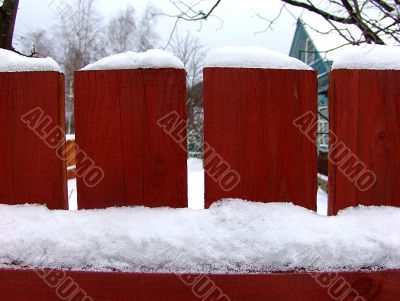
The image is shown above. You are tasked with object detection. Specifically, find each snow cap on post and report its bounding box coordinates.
[0,49,61,73]
[205,46,313,70]
[81,49,184,71]
[332,45,400,70]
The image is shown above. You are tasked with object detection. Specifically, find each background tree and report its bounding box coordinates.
[168,0,400,46]
[134,4,160,52]
[169,31,207,158]
[107,5,137,53]
[106,4,159,53]
[18,30,53,57]
[169,31,207,88]
[56,0,107,133]
[0,0,19,50]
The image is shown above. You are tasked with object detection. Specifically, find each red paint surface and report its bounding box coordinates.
[74,69,188,209]
[0,72,67,209]
[204,68,318,210]
[0,269,399,301]
[329,70,400,215]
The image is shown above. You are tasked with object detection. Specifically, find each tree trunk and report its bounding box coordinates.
[0,0,20,50]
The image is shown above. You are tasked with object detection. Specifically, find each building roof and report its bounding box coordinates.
[292,16,394,63]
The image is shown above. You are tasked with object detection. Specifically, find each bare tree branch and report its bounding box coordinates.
[165,0,400,48]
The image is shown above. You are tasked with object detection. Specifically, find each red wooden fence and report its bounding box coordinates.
[329,69,400,215]
[74,68,188,209]
[2,55,400,301]
[1,268,399,301]
[203,68,318,210]
[0,71,67,210]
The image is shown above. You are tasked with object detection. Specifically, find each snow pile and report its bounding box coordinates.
[0,49,61,73]
[1,201,399,273]
[332,45,400,70]
[82,49,184,71]
[205,47,312,70]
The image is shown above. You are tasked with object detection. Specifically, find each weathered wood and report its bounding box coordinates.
[329,70,400,215]
[204,68,318,210]
[0,268,399,300]
[74,69,188,209]
[0,72,67,209]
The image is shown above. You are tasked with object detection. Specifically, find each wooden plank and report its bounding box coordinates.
[0,72,67,209]
[0,268,399,300]
[204,68,318,210]
[329,70,400,215]
[74,69,188,209]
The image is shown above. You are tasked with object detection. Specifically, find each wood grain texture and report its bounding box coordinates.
[0,72,67,209]
[329,70,400,215]
[204,68,318,210]
[0,269,399,301]
[74,69,188,209]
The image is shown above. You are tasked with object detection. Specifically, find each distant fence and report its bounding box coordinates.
[0,66,399,214]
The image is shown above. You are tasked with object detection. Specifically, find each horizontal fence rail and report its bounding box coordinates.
[0,269,399,301]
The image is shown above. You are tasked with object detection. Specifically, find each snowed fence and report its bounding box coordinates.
[1,47,400,301]
[1,51,400,214]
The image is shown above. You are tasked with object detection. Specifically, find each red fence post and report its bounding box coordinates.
[204,65,318,209]
[329,69,400,215]
[74,68,187,209]
[0,71,67,209]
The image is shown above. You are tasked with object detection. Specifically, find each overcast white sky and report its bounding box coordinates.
[14,0,307,55]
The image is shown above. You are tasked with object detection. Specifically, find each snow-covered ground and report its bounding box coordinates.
[68,158,328,215]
